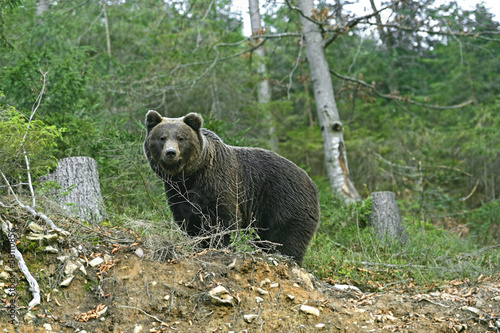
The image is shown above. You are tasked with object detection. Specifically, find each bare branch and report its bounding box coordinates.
[19,70,48,208]
[284,0,322,27]
[287,34,303,100]
[0,170,70,236]
[330,69,474,110]
[362,22,500,42]
[1,219,41,310]
[323,3,394,48]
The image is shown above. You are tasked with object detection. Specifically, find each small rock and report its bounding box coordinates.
[56,256,69,262]
[43,323,52,331]
[244,314,258,323]
[373,314,398,323]
[89,257,104,267]
[227,258,237,269]
[133,325,142,333]
[43,234,59,242]
[462,306,481,315]
[209,285,230,296]
[44,246,58,254]
[0,272,10,280]
[208,286,234,306]
[260,278,272,288]
[79,265,87,276]
[26,234,44,241]
[64,261,81,276]
[24,311,35,324]
[103,254,112,262]
[255,296,264,303]
[28,222,44,233]
[164,295,170,301]
[256,288,269,295]
[70,247,79,258]
[315,323,326,329]
[291,267,315,291]
[135,247,144,258]
[300,304,320,316]
[60,276,74,287]
[287,295,295,300]
[329,284,362,294]
[4,266,13,272]
[270,282,279,288]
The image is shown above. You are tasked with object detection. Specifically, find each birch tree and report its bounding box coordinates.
[296,0,360,202]
[249,0,277,151]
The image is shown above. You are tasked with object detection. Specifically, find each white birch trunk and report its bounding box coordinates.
[36,0,49,16]
[297,0,360,202]
[39,156,106,223]
[249,0,277,151]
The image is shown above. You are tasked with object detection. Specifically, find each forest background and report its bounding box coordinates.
[0,0,499,285]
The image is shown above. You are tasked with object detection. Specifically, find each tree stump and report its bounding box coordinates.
[368,191,408,244]
[39,156,106,223]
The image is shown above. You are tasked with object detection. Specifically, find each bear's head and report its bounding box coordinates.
[144,110,204,176]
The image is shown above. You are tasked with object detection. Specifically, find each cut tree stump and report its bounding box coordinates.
[39,156,105,223]
[368,191,408,244]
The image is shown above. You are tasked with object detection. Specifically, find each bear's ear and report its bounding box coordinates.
[145,110,163,132]
[183,113,203,132]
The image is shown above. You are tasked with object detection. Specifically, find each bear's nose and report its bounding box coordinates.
[165,149,177,157]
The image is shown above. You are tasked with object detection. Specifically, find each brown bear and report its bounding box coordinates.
[143,111,319,265]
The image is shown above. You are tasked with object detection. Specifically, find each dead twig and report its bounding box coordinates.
[117,305,166,323]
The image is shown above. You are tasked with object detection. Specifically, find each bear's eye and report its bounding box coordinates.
[178,137,185,142]
[159,135,166,141]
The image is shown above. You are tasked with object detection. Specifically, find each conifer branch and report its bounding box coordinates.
[330,69,474,110]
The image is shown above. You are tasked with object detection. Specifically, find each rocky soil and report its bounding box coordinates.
[0,206,499,333]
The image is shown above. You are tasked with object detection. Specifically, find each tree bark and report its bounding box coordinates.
[39,156,106,224]
[249,0,277,151]
[296,0,360,202]
[369,191,408,243]
[103,3,112,57]
[36,0,49,16]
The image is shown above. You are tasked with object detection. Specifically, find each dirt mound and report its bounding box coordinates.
[0,204,499,332]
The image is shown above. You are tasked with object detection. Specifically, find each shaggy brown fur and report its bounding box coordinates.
[144,111,319,265]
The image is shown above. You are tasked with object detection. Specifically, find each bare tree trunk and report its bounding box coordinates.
[369,191,408,243]
[369,0,398,93]
[103,3,112,57]
[297,0,360,202]
[39,157,106,223]
[249,0,277,151]
[36,0,49,16]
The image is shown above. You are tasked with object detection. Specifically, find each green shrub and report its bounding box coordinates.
[304,180,500,288]
[0,96,62,185]
[466,200,500,245]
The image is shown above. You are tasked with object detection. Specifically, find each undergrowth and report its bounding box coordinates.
[303,178,500,289]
